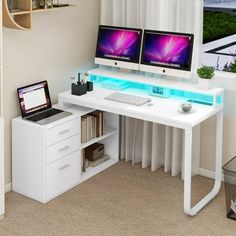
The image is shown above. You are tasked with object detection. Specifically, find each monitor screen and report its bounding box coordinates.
[140,30,194,78]
[95,25,143,70]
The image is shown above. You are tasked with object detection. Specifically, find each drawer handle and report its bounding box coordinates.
[58,129,69,135]
[59,164,70,171]
[59,146,70,152]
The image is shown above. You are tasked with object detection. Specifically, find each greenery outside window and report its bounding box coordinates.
[202,0,236,76]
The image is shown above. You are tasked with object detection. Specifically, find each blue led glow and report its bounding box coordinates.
[217,95,223,105]
[89,75,223,106]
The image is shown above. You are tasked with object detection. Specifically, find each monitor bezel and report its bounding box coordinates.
[95,25,143,70]
[140,29,194,77]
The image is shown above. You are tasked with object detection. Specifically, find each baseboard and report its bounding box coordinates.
[4,169,236,194]
[199,168,219,179]
[5,183,12,193]
[200,168,236,185]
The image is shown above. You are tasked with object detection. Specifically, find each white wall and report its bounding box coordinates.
[0,117,4,215]
[3,0,100,185]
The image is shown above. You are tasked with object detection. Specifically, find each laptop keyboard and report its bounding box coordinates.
[26,108,64,122]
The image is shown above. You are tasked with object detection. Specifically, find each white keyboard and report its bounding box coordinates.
[105,92,151,106]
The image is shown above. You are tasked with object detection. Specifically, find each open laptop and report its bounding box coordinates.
[17,81,72,125]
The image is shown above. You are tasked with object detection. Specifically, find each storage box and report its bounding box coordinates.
[85,143,104,162]
[71,83,87,96]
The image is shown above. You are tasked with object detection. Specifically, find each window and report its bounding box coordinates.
[202,0,236,74]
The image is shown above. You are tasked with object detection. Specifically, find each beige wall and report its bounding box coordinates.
[3,0,100,185]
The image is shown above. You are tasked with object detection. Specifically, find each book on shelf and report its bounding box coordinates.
[81,149,86,172]
[81,111,105,143]
[89,154,110,167]
[81,149,90,172]
[86,115,91,142]
[81,117,87,143]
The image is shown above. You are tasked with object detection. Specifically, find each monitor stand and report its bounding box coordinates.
[112,67,134,74]
[156,73,167,79]
[146,72,167,80]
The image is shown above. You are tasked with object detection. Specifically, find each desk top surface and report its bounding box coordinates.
[59,87,223,129]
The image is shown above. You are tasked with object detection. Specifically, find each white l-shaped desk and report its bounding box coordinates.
[58,69,224,216]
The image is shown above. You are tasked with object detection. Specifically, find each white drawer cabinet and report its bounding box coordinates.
[47,151,80,200]
[12,114,81,203]
[47,134,79,164]
[12,105,119,204]
[47,118,79,146]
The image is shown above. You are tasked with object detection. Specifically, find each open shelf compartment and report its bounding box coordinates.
[80,111,119,182]
[81,127,117,149]
[81,159,118,182]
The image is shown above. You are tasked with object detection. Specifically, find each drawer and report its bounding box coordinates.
[46,151,81,200]
[47,118,79,146]
[46,135,79,164]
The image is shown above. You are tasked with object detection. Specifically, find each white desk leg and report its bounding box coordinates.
[184,109,223,216]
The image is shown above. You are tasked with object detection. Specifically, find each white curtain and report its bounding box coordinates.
[100,0,203,176]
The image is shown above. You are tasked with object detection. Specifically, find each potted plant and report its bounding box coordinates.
[223,59,236,73]
[197,66,215,90]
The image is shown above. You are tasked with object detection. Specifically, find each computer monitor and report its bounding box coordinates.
[140,30,194,78]
[95,25,143,71]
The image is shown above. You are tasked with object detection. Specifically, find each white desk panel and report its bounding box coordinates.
[59,88,222,129]
[58,86,223,216]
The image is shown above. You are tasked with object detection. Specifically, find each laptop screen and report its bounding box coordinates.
[17,81,52,118]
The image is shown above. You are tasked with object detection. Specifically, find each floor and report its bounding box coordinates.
[0,161,236,236]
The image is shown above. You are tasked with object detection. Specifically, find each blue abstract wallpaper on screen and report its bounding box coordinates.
[142,34,192,69]
[96,28,141,62]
